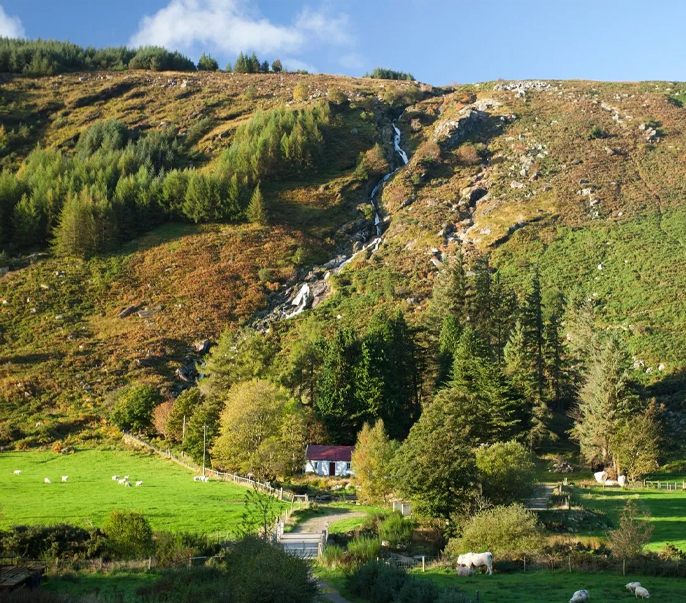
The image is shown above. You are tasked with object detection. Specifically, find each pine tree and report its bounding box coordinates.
[197,52,219,71]
[520,274,545,399]
[490,273,518,362]
[571,332,640,472]
[271,59,282,73]
[246,183,267,225]
[470,255,493,337]
[315,329,362,444]
[437,315,462,387]
[428,252,467,331]
[544,294,573,410]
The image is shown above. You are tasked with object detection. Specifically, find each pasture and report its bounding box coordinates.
[414,569,686,603]
[0,449,287,534]
[577,484,686,551]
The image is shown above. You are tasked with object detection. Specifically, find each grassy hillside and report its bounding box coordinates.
[0,71,430,447]
[3,74,686,449]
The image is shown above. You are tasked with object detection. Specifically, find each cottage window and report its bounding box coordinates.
[312,461,318,470]
[346,462,351,471]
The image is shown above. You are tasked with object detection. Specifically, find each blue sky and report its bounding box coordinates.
[1,0,685,85]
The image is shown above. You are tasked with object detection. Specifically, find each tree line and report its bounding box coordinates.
[0,38,196,74]
[365,67,415,81]
[0,104,329,256]
[0,38,293,76]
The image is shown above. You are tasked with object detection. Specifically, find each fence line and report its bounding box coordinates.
[122,432,307,503]
[643,480,686,491]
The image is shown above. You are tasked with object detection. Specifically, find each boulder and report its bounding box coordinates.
[118,305,139,319]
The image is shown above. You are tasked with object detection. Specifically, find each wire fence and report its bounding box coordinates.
[122,432,307,503]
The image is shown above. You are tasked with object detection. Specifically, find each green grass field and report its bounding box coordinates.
[414,569,686,603]
[577,485,686,551]
[0,449,287,534]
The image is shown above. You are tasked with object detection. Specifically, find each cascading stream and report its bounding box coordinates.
[267,119,410,322]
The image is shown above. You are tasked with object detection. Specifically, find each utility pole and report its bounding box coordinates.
[202,424,207,477]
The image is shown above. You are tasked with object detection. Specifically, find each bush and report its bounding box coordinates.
[446,504,541,559]
[347,562,470,603]
[608,500,654,560]
[328,87,347,105]
[111,385,162,432]
[378,512,414,548]
[588,125,607,139]
[102,510,154,560]
[476,441,537,505]
[293,83,308,101]
[347,561,407,603]
[365,67,415,81]
[0,524,105,561]
[347,535,382,567]
[226,536,317,603]
[153,531,220,567]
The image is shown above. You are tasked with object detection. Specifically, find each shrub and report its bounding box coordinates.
[328,87,347,105]
[456,143,482,165]
[0,524,105,561]
[152,400,174,438]
[102,510,154,560]
[347,535,382,567]
[226,536,317,603]
[446,503,541,559]
[153,531,220,567]
[321,543,345,568]
[347,561,407,603]
[243,84,256,101]
[293,83,308,101]
[378,512,414,548]
[476,441,537,505]
[608,500,654,560]
[111,385,162,432]
[588,125,607,139]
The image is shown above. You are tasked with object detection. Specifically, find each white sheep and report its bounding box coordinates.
[626,582,641,592]
[123,475,129,480]
[61,476,68,482]
[124,481,132,487]
[44,478,51,484]
[118,478,126,485]
[135,481,143,487]
[112,475,120,480]
[13,470,21,475]
[193,476,203,482]
[634,586,650,599]
[456,565,474,576]
[569,590,589,603]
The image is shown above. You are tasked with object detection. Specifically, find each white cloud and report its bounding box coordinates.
[339,52,365,71]
[129,0,352,58]
[294,6,351,45]
[0,3,25,38]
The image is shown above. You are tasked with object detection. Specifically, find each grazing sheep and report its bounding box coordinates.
[135,481,143,487]
[123,475,129,480]
[457,565,474,576]
[456,552,493,575]
[193,476,203,482]
[593,470,608,483]
[634,586,650,599]
[118,478,126,485]
[569,590,589,603]
[44,478,51,484]
[62,476,68,482]
[112,475,120,480]
[124,481,132,487]
[626,582,642,592]
[13,470,21,475]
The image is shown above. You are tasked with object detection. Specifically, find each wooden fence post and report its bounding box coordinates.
[568,554,572,573]
[623,559,626,576]
[422,556,425,573]
[523,556,526,572]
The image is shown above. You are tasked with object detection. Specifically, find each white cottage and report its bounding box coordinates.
[304,445,354,477]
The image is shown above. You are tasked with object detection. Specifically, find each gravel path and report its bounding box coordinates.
[293,509,366,534]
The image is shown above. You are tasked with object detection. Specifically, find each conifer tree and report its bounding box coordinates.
[271,59,282,73]
[437,315,462,387]
[428,252,467,331]
[315,329,362,444]
[571,332,639,472]
[352,420,398,503]
[246,182,267,225]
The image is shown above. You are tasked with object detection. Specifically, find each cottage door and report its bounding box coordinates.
[329,461,335,476]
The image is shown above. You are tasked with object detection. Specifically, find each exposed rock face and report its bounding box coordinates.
[433,107,488,147]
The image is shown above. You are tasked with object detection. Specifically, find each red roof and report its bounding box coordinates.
[306,445,354,462]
